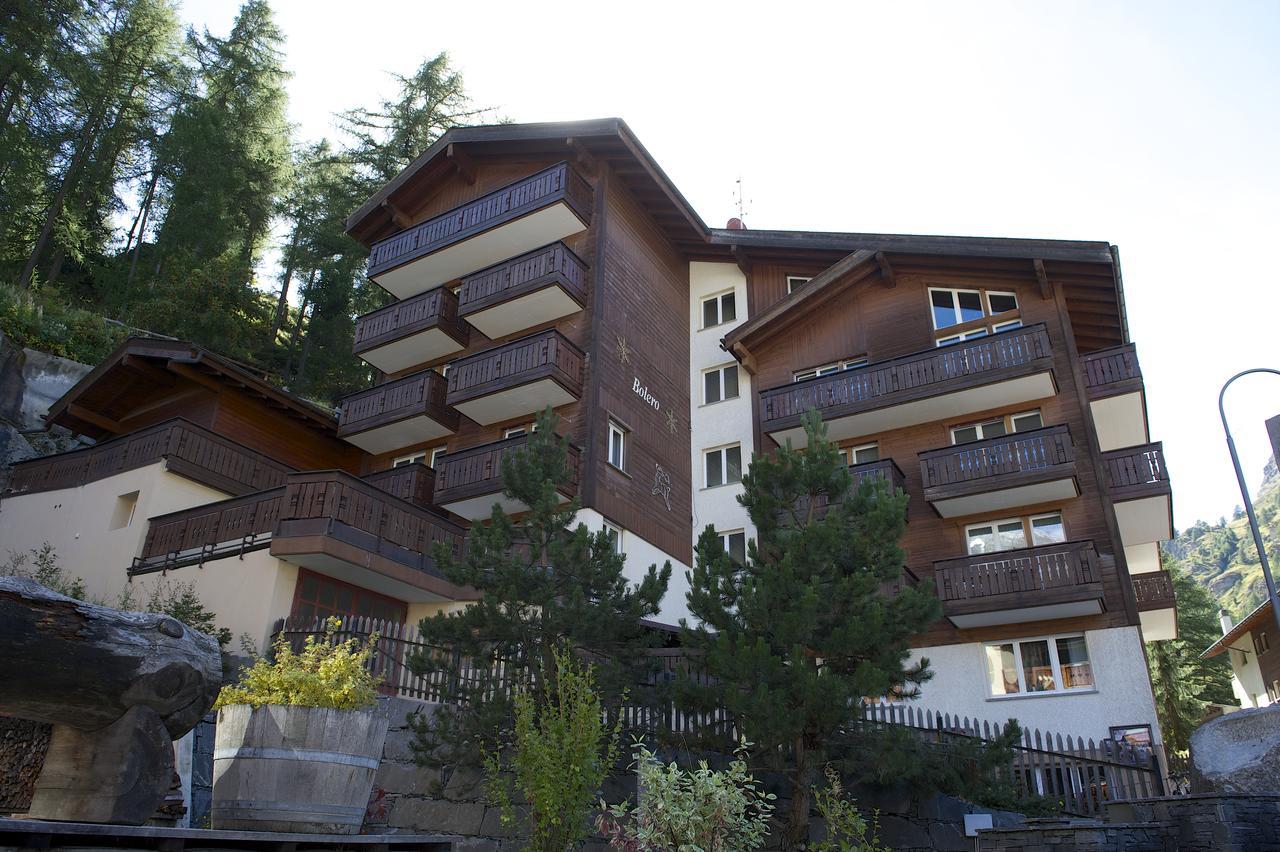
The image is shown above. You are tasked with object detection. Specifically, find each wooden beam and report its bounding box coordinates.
[379,200,413,230]
[1034,258,1052,300]
[875,251,897,288]
[119,354,175,388]
[65,404,122,435]
[445,143,476,185]
[165,362,224,395]
[565,137,597,176]
[730,244,751,278]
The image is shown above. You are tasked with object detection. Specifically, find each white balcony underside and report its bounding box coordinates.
[771,372,1056,448]
[340,415,454,455]
[452,377,577,426]
[1115,494,1174,547]
[372,204,588,299]
[275,551,451,603]
[357,327,465,374]
[1126,541,1162,575]
[930,477,1079,519]
[1091,391,1148,452]
[440,490,570,522]
[949,598,1103,629]
[463,285,582,340]
[1140,606,1177,642]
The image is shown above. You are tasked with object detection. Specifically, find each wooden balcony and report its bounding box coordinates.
[457,242,588,339]
[3,417,292,498]
[363,462,435,508]
[337,370,458,454]
[367,162,593,299]
[131,470,472,602]
[1104,443,1173,548]
[445,329,585,426]
[759,324,1056,448]
[932,540,1105,629]
[919,424,1079,518]
[435,433,581,521]
[352,286,470,374]
[1133,569,1177,641]
[1081,344,1148,452]
[787,459,908,523]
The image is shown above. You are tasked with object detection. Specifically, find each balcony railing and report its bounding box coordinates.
[352,286,470,371]
[363,463,435,508]
[456,242,588,333]
[131,470,466,579]
[1102,443,1170,502]
[337,370,457,446]
[919,424,1076,504]
[933,540,1104,626]
[1081,343,1142,399]
[1133,570,1176,612]
[446,328,585,419]
[788,459,908,523]
[435,433,580,513]
[367,162,593,282]
[4,418,293,498]
[758,324,1054,438]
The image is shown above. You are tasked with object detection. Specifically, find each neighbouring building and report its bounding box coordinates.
[0,118,1177,752]
[1205,601,1280,709]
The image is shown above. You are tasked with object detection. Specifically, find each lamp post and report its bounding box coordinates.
[1218,368,1280,633]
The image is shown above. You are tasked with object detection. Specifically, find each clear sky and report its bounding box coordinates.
[182,0,1280,530]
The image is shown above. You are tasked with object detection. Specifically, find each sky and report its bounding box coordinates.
[181,0,1280,530]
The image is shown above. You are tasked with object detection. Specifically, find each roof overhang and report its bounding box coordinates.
[1203,599,1275,659]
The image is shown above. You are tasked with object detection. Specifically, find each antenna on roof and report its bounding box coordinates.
[733,177,751,225]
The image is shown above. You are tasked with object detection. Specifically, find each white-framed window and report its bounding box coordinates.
[608,420,627,470]
[786,275,812,293]
[992,318,1024,333]
[984,634,1094,697]
[844,442,880,466]
[950,410,1042,444]
[429,447,447,468]
[930,287,1020,345]
[987,291,1019,315]
[936,328,990,346]
[717,529,747,564]
[1255,631,1271,656]
[966,511,1065,555]
[793,358,868,382]
[394,451,427,467]
[503,421,539,439]
[704,444,743,488]
[703,363,740,405]
[702,290,737,329]
[603,521,623,554]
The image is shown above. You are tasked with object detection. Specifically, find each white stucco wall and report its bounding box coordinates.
[904,625,1164,744]
[688,261,755,566]
[1228,642,1271,708]
[575,507,691,627]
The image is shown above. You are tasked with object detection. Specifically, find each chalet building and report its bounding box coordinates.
[0,118,1177,750]
[1205,602,1280,708]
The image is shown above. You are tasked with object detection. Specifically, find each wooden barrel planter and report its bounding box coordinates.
[211,704,389,834]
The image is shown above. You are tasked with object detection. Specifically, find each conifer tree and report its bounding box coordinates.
[678,409,941,850]
[407,408,671,773]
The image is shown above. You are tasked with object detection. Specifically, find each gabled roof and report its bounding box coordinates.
[48,337,337,439]
[708,228,1117,264]
[1202,599,1276,659]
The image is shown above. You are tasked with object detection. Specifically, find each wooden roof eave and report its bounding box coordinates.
[1202,599,1275,659]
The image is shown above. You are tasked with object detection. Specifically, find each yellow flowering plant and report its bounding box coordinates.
[214,618,382,711]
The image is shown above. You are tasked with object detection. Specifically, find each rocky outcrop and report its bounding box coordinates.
[1190,704,1280,794]
[0,333,93,488]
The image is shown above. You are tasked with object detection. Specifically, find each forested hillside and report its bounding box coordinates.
[0,0,493,405]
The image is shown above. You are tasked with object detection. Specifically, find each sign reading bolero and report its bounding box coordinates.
[632,378,659,411]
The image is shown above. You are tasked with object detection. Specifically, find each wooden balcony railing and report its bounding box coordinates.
[363,463,436,508]
[759,324,1054,434]
[1102,442,1170,502]
[787,459,908,523]
[337,369,457,438]
[1133,570,1176,612]
[4,418,293,498]
[1081,343,1142,399]
[920,424,1076,498]
[446,328,585,408]
[352,286,470,360]
[435,433,581,507]
[933,540,1103,614]
[131,470,465,578]
[367,162,593,280]
[457,242,588,318]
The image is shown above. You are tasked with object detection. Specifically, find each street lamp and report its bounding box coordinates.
[1218,368,1280,634]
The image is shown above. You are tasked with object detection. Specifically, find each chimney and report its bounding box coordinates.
[1220,609,1236,635]
[725,217,747,230]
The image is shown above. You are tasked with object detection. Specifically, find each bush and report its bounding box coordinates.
[214,618,381,711]
[597,740,776,852]
[809,766,888,852]
[0,283,127,364]
[2,542,87,600]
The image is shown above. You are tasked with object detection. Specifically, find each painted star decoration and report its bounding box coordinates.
[665,409,679,435]
[615,335,632,365]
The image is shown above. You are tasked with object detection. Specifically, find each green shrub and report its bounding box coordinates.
[809,765,888,852]
[214,618,380,711]
[597,739,776,852]
[0,283,127,364]
[1,542,88,600]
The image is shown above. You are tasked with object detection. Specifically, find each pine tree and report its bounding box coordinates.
[678,409,941,850]
[406,408,671,774]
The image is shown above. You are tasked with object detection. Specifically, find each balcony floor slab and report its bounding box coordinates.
[947,595,1104,629]
[452,376,577,426]
[1115,493,1174,547]
[930,476,1079,518]
[340,414,454,455]
[1091,390,1148,452]
[462,284,583,340]
[357,326,467,374]
[1139,606,1177,641]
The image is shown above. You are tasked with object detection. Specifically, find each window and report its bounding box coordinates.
[845,442,880,465]
[992,319,1024,333]
[966,512,1064,555]
[987,291,1019,314]
[929,286,1020,344]
[702,291,737,328]
[951,410,1042,444]
[291,568,407,624]
[603,521,623,554]
[429,447,447,468]
[985,634,1094,697]
[608,420,627,470]
[1256,631,1271,655]
[717,529,747,564]
[705,444,743,488]
[936,327,990,346]
[394,451,427,467]
[930,288,986,330]
[793,358,868,382]
[703,363,740,404]
[786,275,812,293]
[110,491,139,530]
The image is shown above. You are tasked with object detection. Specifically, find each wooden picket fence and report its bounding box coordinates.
[273,616,1163,817]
